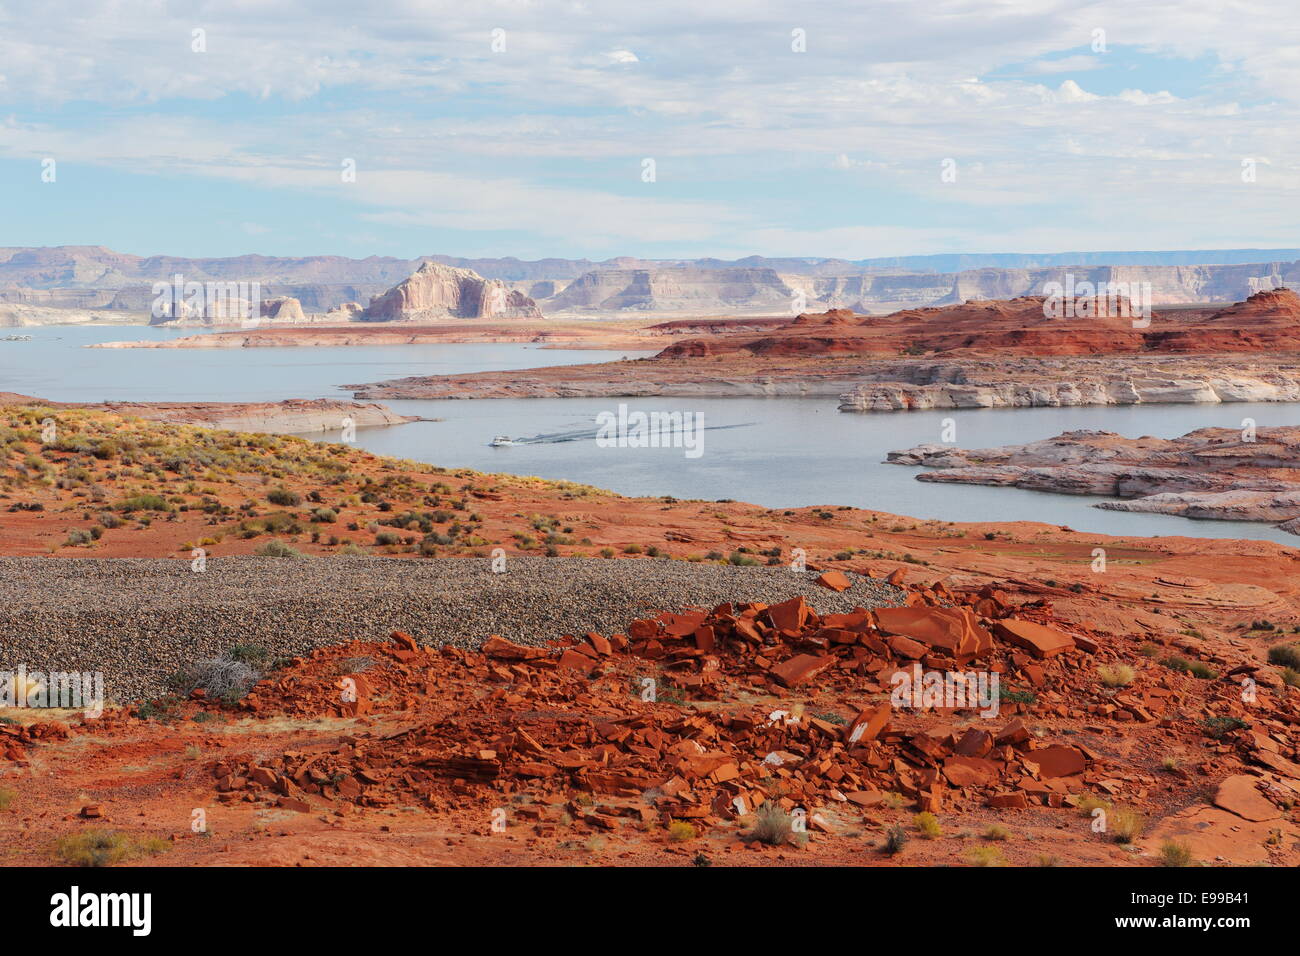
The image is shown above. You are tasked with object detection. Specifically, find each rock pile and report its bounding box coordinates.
[208,586,1125,828]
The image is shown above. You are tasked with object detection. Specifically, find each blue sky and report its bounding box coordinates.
[1,0,1296,261]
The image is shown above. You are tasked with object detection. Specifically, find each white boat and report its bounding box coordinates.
[489,435,514,447]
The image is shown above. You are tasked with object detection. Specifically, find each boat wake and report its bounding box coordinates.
[503,421,759,445]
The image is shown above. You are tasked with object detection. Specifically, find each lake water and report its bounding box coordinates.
[5,325,1300,544]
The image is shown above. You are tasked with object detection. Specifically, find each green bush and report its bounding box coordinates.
[115,494,169,513]
[254,540,301,558]
[267,488,302,507]
[1267,643,1300,669]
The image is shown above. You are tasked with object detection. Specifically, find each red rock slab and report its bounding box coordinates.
[873,606,991,658]
[557,649,596,673]
[992,619,1075,659]
[954,727,994,757]
[481,635,548,661]
[1144,805,1293,866]
[1213,775,1281,822]
[1251,750,1300,779]
[766,596,810,632]
[770,653,835,688]
[391,630,419,651]
[845,702,892,744]
[1025,745,1087,778]
[942,756,999,787]
[887,634,927,659]
[815,570,852,592]
[987,791,1028,809]
[994,717,1031,746]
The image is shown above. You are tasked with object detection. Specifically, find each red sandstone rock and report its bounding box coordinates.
[993,620,1075,658]
[1026,745,1087,779]
[1213,774,1281,822]
[815,570,852,592]
[770,653,835,688]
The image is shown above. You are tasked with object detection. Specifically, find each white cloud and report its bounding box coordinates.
[1022,54,1103,74]
[1053,79,1098,103]
[2,0,1299,255]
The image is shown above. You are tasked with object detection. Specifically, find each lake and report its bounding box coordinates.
[5,325,1299,544]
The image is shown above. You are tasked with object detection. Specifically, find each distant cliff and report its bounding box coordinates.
[3,244,1300,318]
[358,261,542,321]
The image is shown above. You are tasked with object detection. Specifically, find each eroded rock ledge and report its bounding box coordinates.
[888,426,1300,534]
[838,362,1300,411]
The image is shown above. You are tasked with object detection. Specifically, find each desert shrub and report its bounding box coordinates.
[967,845,1007,867]
[999,687,1036,705]
[223,643,272,667]
[172,654,261,702]
[1076,794,1111,816]
[311,507,337,523]
[883,823,908,855]
[64,528,94,547]
[235,512,302,538]
[267,488,302,507]
[1201,716,1249,738]
[0,788,14,810]
[115,494,169,513]
[667,821,696,842]
[374,531,402,546]
[1159,840,1194,867]
[1109,807,1145,844]
[334,656,375,675]
[1267,642,1300,669]
[1282,668,1300,688]
[254,540,300,558]
[54,830,169,867]
[749,803,793,846]
[913,812,942,839]
[1187,661,1217,679]
[728,551,760,566]
[1097,663,1136,688]
[984,824,1010,841]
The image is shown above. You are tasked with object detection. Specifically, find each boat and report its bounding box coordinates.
[489,435,514,447]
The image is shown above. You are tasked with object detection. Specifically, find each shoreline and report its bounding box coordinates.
[0,392,420,435]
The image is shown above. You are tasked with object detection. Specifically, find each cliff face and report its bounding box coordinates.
[148,295,312,328]
[359,262,542,321]
[547,267,796,312]
[6,245,1300,318]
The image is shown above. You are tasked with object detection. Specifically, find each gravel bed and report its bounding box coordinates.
[0,556,904,703]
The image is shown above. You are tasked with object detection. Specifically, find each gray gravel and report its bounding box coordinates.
[0,556,904,703]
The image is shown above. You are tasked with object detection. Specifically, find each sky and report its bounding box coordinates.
[1,0,1297,261]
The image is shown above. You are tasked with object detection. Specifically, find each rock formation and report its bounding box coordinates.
[259,296,306,323]
[358,261,542,321]
[889,426,1300,534]
[547,267,797,313]
[7,244,1300,318]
